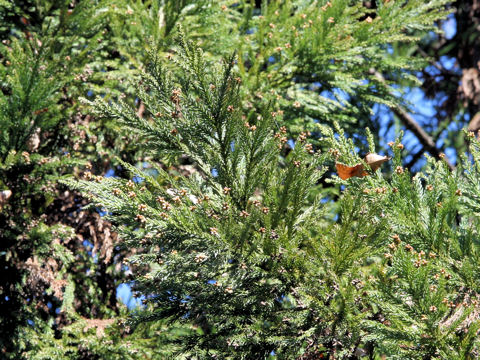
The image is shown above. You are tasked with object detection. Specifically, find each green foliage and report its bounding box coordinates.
[7,0,480,359]
[0,1,126,358]
[99,0,452,143]
[23,309,189,360]
[67,38,327,357]
[68,24,480,356]
[319,128,480,358]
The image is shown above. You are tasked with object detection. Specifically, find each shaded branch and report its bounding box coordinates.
[405,148,426,170]
[370,69,455,170]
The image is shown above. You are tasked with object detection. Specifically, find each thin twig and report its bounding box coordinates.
[415,46,457,77]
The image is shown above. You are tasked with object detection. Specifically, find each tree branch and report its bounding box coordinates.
[370,69,455,170]
[405,148,426,170]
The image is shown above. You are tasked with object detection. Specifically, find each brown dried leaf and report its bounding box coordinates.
[335,163,367,180]
[364,153,391,171]
[335,153,390,180]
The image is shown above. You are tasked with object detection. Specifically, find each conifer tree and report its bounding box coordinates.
[68,8,480,354]
[6,0,480,359]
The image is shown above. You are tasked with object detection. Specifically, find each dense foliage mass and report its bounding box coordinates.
[2,0,480,359]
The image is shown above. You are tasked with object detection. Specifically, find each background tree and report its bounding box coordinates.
[0,1,140,357]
